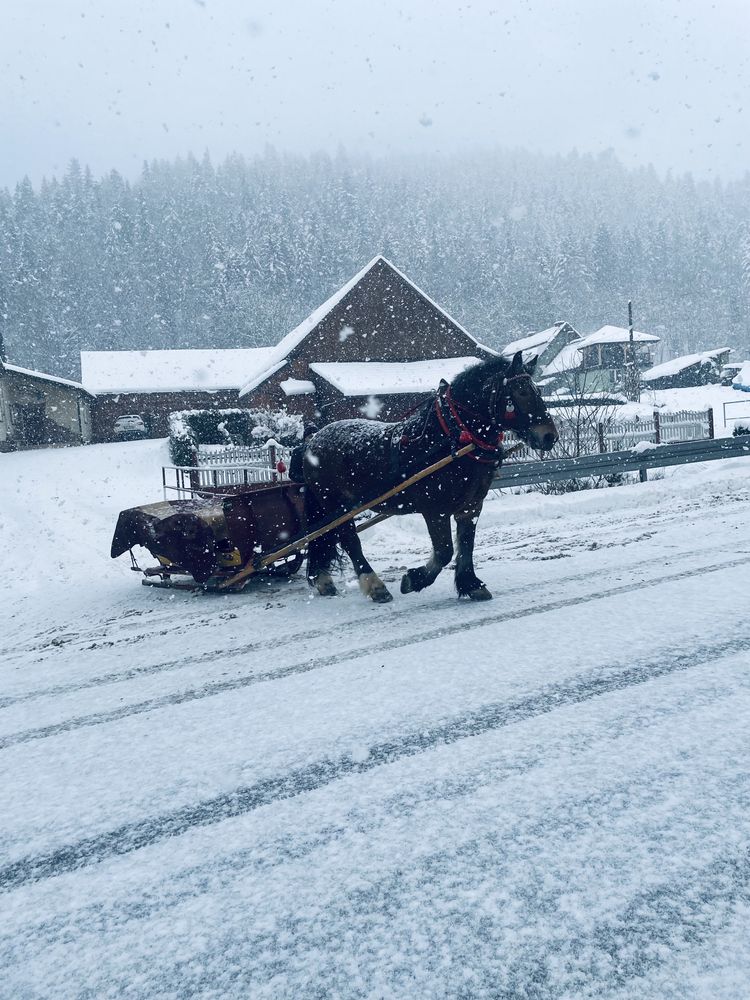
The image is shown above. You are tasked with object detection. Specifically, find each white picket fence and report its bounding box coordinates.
[604,409,710,449]
[196,444,286,468]
[505,408,712,463]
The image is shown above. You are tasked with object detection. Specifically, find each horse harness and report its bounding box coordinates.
[388,374,534,479]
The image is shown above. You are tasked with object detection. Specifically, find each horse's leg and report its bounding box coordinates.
[400,514,453,595]
[304,488,340,596]
[454,509,492,600]
[306,531,339,596]
[337,521,393,603]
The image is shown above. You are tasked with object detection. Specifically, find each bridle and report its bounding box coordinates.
[434,372,547,463]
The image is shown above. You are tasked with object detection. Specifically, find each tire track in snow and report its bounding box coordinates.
[0,540,727,710]
[2,492,747,664]
[1,632,748,893]
[1,675,733,955]
[1,553,749,750]
[166,787,750,1000]
[573,848,750,992]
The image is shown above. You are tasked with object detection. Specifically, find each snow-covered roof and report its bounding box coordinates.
[501,322,573,360]
[541,342,585,376]
[581,325,660,347]
[280,378,316,396]
[1,362,90,394]
[309,357,482,396]
[238,255,494,398]
[80,348,276,395]
[733,361,750,391]
[642,349,730,382]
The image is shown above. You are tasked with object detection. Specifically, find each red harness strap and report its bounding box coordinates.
[434,386,505,463]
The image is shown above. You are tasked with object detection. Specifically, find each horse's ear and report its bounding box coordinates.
[524,355,538,377]
[510,351,524,376]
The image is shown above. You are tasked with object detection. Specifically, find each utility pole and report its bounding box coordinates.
[623,299,641,402]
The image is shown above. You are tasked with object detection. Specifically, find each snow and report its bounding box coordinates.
[581,325,660,346]
[501,323,570,359]
[279,377,316,396]
[80,348,277,395]
[642,349,730,381]
[631,440,658,453]
[541,340,585,375]
[1,362,90,394]
[637,383,745,435]
[309,357,481,396]
[1,438,750,996]
[733,361,750,391]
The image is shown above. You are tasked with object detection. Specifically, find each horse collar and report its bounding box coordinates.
[434,383,504,464]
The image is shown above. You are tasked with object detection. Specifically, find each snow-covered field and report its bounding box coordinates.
[2,438,750,998]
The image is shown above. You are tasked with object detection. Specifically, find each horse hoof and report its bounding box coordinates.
[468,585,493,601]
[401,568,428,594]
[312,575,338,597]
[371,587,393,604]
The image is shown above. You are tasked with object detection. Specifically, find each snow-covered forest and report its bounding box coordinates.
[2,146,750,380]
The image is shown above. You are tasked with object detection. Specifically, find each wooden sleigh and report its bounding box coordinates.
[111,444,478,592]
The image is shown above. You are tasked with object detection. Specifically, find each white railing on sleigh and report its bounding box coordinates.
[163,462,292,499]
[163,443,293,498]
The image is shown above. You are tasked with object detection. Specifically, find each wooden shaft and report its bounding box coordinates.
[218,442,477,589]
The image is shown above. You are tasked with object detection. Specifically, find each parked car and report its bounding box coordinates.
[113,414,147,438]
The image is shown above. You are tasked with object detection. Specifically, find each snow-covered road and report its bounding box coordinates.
[2,440,750,998]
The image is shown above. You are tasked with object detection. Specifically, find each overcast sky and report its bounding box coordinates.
[2,0,749,189]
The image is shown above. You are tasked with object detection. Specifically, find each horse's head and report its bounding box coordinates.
[452,352,558,453]
[501,351,558,452]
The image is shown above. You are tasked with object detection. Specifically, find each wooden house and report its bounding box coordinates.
[81,347,276,442]
[238,256,495,423]
[0,357,93,451]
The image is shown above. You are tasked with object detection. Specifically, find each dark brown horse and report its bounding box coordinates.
[302,352,558,603]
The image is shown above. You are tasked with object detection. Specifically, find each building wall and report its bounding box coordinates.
[284,259,488,368]
[319,391,430,424]
[0,379,10,445]
[0,370,90,451]
[90,388,241,442]
[241,363,433,426]
[240,259,491,423]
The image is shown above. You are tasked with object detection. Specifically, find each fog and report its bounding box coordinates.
[3,0,749,188]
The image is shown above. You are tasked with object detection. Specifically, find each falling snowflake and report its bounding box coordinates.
[359,395,383,419]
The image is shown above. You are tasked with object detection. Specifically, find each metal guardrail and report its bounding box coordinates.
[492,434,750,489]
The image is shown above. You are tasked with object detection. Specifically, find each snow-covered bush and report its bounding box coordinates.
[168,407,302,465]
[732,420,750,437]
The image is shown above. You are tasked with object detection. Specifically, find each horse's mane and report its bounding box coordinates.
[451,355,513,395]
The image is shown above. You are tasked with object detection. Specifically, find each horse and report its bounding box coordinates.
[302,351,558,603]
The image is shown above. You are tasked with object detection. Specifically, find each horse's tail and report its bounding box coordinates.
[304,485,344,582]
